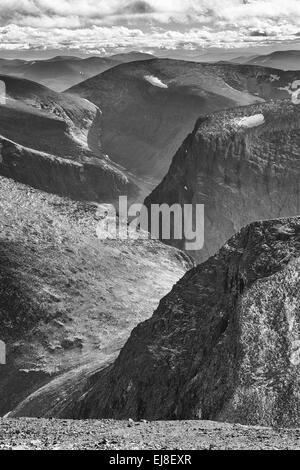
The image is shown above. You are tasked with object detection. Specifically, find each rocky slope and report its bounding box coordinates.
[68,59,300,182]
[0,175,191,416]
[0,75,139,202]
[145,99,300,263]
[69,216,300,428]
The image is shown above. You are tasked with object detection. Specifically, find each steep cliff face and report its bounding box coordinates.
[71,216,300,428]
[145,100,300,263]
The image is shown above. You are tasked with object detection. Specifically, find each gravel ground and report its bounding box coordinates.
[0,418,299,450]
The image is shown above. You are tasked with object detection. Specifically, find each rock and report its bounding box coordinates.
[72,216,300,428]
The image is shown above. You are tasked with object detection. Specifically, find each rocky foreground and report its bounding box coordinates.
[0,418,299,450]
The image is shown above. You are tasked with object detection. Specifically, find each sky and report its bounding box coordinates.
[0,0,300,59]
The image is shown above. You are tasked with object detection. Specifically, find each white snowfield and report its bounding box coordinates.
[144,75,168,89]
[234,114,265,128]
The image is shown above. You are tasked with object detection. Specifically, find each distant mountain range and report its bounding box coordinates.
[1,49,299,95]
[231,50,300,71]
[0,52,155,91]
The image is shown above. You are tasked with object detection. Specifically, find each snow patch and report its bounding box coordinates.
[278,85,291,93]
[234,114,265,128]
[145,75,168,89]
[292,89,300,104]
[291,80,300,104]
[279,81,300,104]
[291,80,300,90]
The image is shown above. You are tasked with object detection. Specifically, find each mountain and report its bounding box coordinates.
[65,216,300,428]
[246,50,300,71]
[110,51,155,62]
[0,75,139,202]
[68,59,300,183]
[0,56,121,91]
[229,55,258,65]
[0,56,120,92]
[0,175,191,417]
[144,99,300,263]
[0,53,155,91]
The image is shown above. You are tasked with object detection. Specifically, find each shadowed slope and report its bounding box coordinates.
[0,176,191,416]
[0,75,139,201]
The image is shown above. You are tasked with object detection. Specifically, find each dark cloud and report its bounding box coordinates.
[120,1,155,15]
[249,30,269,37]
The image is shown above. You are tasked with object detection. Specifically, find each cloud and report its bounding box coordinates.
[120,1,156,15]
[249,30,269,37]
[0,1,299,52]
